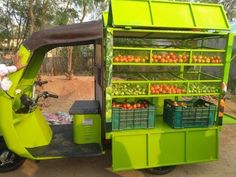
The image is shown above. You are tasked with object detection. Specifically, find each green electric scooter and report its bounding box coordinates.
[0,20,105,172]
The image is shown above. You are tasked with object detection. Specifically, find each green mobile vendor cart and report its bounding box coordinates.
[0,0,234,175]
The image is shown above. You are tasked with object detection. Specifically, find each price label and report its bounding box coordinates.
[82,118,93,126]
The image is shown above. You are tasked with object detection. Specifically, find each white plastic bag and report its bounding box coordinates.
[0,64,17,76]
[0,64,9,76]
[0,77,13,91]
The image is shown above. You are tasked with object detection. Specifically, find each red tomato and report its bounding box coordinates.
[157,55,162,60]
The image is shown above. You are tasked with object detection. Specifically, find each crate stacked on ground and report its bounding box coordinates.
[112,100,155,130]
[163,99,216,128]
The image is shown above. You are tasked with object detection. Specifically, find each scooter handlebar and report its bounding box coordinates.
[47,93,59,98]
[43,92,58,99]
[35,80,48,86]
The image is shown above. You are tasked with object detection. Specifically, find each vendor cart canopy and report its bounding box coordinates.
[23,20,103,51]
[107,0,230,30]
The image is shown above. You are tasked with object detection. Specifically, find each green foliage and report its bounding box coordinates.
[0,0,109,51]
[0,0,29,51]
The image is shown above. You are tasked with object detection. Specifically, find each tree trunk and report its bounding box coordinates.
[28,0,35,34]
[66,47,73,80]
[40,0,46,30]
[79,3,87,23]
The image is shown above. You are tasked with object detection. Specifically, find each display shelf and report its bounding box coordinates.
[109,116,219,135]
[113,46,226,52]
[111,71,221,98]
[112,63,224,66]
[111,93,220,98]
[112,46,225,66]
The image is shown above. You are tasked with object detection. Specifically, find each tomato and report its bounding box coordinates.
[161,53,167,58]
[153,54,157,59]
[151,87,155,91]
[119,57,124,62]
[193,58,197,63]
[198,55,203,59]
[160,58,165,63]
[178,54,183,59]
[178,58,183,63]
[176,89,181,94]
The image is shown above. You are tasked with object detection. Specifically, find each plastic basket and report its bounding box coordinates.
[163,99,216,128]
[112,105,155,130]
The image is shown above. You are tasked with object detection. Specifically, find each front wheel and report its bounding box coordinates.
[147,165,176,175]
[0,140,25,172]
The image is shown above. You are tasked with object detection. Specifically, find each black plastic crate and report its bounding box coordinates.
[163,99,216,128]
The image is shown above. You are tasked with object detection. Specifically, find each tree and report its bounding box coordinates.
[52,0,107,79]
[0,0,29,52]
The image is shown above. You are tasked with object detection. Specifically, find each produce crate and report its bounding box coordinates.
[192,52,224,64]
[188,83,220,94]
[112,105,155,130]
[112,83,148,96]
[150,83,187,95]
[113,50,149,63]
[152,51,189,63]
[163,99,216,128]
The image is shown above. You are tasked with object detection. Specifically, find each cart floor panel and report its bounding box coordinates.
[27,124,102,158]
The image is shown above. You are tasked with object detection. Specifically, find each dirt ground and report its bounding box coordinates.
[1,76,235,177]
[37,75,95,113]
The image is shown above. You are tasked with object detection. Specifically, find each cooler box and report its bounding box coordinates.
[69,100,101,144]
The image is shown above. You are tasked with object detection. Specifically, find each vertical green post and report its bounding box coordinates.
[223,33,234,85]
[105,28,113,123]
[149,49,153,63]
[217,33,234,125]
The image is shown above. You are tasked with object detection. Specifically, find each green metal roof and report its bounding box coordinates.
[107,0,230,30]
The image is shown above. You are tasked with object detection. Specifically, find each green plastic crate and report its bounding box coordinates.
[163,99,216,128]
[112,105,155,130]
